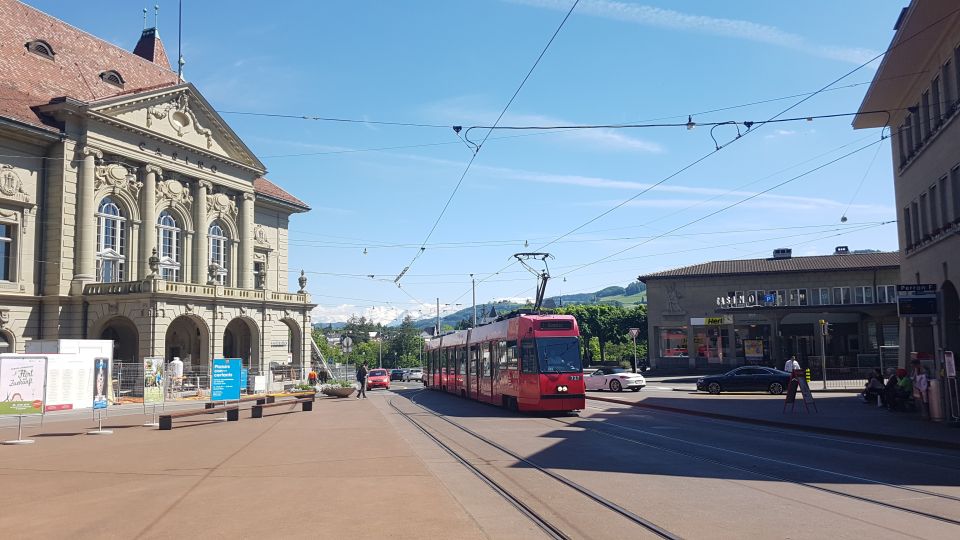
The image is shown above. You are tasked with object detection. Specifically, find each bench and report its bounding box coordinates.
[159,405,239,430]
[251,396,315,418]
[204,395,274,409]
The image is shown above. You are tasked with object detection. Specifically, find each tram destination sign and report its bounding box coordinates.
[896,284,937,317]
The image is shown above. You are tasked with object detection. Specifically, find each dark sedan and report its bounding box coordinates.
[696,366,792,395]
[390,369,405,381]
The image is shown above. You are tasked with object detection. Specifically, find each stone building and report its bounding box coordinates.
[0,0,315,380]
[640,248,900,373]
[854,0,960,365]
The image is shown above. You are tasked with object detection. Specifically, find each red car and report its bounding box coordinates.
[366,369,390,391]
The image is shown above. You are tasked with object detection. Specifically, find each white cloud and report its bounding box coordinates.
[507,0,878,65]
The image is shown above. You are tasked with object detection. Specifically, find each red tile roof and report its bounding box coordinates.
[254,177,310,211]
[0,0,308,213]
[0,0,180,130]
[639,251,899,281]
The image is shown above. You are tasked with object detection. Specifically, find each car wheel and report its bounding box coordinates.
[631,387,641,392]
[707,382,722,394]
[610,379,623,392]
[768,382,784,395]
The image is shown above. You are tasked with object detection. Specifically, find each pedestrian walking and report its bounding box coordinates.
[356,362,368,399]
[784,355,801,375]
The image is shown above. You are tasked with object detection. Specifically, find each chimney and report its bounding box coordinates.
[772,248,792,259]
[133,28,172,70]
[834,246,850,255]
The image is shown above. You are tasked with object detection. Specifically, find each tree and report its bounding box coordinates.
[387,316,424,368]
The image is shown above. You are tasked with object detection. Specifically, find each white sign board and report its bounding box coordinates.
[0,356,46,415]
[946,351,956,378]
[44,354,94,412]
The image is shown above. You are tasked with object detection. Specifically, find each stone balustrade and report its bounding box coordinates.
[82,280,310,304]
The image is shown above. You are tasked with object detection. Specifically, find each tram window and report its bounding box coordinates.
[481,344,491,377]
[459,347,466,376]
[496,342,507,370]
[506,341,518,369]
[520,340,537,374]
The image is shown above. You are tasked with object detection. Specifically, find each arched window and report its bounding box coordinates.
[209,221,229,286]
[25,39,55,60]
[99,70,125,88]
[157,211,181,281]
[0,330,12,352]
[96,197,126,282]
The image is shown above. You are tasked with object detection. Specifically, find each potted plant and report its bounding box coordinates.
[321,380,356,398]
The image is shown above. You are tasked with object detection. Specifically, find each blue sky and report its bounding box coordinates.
[33,0,907,323]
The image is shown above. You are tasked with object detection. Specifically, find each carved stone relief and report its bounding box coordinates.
[95,163,142,198]
[0,309,10,327]
[157,178,194,205]
[206,192,237,219]
[254,225,270,247]
[0,165,30,203]
[146,93,214,149]
[664,282,685,315]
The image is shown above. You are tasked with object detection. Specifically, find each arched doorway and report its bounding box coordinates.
[0,330,14,353]
[166,315,210,375]
[943,280,959,355]
[223,317,259,371]
[282,318,303,371]
[99,316,139,365]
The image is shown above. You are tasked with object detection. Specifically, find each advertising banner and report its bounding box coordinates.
[143,357,165,404]
[211,358,241,401]
[92,358,109,409]
[240,368,248,393]
[44,355,94,412]
[744,340,764,362]
[0,356,46,415]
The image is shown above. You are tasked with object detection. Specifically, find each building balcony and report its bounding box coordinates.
[82,279,311,305]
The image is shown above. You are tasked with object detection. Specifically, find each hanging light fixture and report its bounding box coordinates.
[686,115,696,130]
[363,248,368,255]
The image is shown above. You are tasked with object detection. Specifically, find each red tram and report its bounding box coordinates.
[424,313,584,412]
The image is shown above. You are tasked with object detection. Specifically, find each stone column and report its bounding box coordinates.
[140,165,161,279]
[240,192,255,289]
[72,146,101,292]
[193,180,211,284]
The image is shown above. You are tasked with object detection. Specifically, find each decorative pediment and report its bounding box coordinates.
[95,163,142,198]
[0,165,30,204]
[89,85,265,171]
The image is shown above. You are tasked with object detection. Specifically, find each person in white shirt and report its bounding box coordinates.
[784,356,801,373]
[170,356,184,392]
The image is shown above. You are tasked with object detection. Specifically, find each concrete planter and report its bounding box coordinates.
[322,386,356,398]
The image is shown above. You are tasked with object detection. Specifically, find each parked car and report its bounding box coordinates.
[390,369,405,381]
[366,369,390,390]
[585,367,646,392]
[404,368,423,382]
[696,366,791,395]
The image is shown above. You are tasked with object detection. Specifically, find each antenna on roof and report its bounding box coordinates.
[143,8,148,30]
[177,0,185,82]
[154,4,159,29]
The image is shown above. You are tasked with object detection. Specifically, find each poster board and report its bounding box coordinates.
[211,358,241,401]
[0,356,46,415]
[744,340,764,362]
[945,351,956,378]
[143,357,165,404]
[93,358,109,410]
[43,354,94,412]
[784,377,817,412]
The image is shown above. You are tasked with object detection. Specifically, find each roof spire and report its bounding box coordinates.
[154,4,159,30]
[143,7,147,30]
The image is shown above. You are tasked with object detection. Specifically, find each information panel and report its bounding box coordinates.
[211,358,241,401]
[0,356,46,415]
[44,355,93,412]
[143,357,165,404]
[897,284,938,317]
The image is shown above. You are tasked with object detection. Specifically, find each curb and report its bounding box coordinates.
[587,396,959,450]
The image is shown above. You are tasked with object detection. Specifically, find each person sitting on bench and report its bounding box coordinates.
[860,369,884,405]
[890,368,913,411]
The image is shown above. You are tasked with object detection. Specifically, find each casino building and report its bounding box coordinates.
[0,0,315,380]
[640,248,901,373]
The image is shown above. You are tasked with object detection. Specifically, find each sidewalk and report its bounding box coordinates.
[588,390,960,449]
[0,396,489,539]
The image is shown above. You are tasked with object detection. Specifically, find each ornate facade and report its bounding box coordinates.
[0,1,315,380]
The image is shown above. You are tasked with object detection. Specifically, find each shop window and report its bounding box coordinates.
[658,327,687,357]
[854,286,874,304]
[833,287,851,305]
[876,285,896,304]
[789,289,807,306]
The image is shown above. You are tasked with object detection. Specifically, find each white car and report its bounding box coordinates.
[404,368,423,382]
[585,367,646,392]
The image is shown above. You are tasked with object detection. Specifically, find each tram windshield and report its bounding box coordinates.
[535,337,582,373]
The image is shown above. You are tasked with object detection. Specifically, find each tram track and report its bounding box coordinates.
[390,396,682,540]
[544,413,960,528]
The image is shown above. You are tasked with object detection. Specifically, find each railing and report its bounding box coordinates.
[111,361,316,402]
[805,349,898,389]
[83,279,308,303]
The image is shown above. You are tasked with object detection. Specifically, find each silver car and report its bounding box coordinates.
[585,367,646,392]
[404,368,423,382]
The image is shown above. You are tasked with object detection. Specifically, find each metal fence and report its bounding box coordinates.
[805,348,899,389]
[111,361,314,403]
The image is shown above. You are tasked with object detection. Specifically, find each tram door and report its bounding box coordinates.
[519,339,539,407]
[470,344,480,401]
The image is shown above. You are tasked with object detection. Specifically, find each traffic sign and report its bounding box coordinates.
[897,284,938,317]
[628,327,640,338]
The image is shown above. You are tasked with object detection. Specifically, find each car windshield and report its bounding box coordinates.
[410,369,421,373]
[370,370,386,376]
[536,337,582,373]
[608,367,627,374]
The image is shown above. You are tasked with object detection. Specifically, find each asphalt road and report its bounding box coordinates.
[383,385,960,539]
